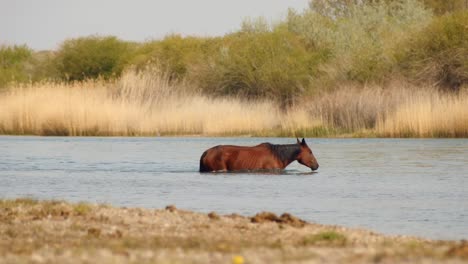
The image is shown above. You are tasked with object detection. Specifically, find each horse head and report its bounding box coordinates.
[296,138,319,171]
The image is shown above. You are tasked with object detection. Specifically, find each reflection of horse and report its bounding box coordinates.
[199,138,319,172]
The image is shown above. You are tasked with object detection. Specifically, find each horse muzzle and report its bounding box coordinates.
[311,164,319,171]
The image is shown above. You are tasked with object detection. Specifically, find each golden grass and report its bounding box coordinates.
[376,91,468,137]
[0,70,319,136]
[0,70,467,137]
[305,83,468,138]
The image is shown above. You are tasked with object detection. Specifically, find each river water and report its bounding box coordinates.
[1,136,467,240]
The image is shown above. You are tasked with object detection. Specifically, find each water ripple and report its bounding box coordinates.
[0,136,467,240]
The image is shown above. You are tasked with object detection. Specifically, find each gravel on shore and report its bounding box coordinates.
[1,198,467,264]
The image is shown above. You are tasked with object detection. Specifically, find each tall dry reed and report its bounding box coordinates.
[376,90,468,137]
[305,83,468,137]
[0,70,319,136]
[0,70,466,137]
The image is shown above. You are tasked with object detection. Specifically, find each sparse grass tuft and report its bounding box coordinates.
[302,231,347,247]
[74,202,93,216]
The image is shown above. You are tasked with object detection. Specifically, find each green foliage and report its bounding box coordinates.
[0,45,32,87]
[4,0,466,103]
[287,0,432,83]
[28,50,58,82]
[302,231,347,246]
[309,0,366,18]
[73,202,92,215]
[131,35,221,80]
[240,17,272,34]
[397,11,468,91]
[54,36,133,81]
[197,30,329,107]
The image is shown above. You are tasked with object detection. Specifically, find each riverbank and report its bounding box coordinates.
[1,199,467,263]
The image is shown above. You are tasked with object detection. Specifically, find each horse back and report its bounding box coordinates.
[199,143,281,172]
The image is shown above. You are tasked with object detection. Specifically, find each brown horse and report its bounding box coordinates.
[199,138,319,172]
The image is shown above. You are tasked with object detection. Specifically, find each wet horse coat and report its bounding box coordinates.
[199,138,319,172]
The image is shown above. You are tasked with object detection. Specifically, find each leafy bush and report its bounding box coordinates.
[0,45,32,87]
[5,0,466,106]
[196,29,329,107]
[28,50,58,82]
[53,36,133,81]
[115,31,329,106]
[240,17,272,34]
[287,0,432,84]
[397,11,468,91]
[130,35,221,81]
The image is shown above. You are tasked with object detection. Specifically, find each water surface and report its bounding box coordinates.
[1,136,467,240]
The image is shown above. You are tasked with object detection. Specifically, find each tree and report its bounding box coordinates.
[0,45,32,87]
[309,0,367,18]
[54,36,132,81]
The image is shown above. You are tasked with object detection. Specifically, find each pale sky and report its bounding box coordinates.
[0,0,310,51]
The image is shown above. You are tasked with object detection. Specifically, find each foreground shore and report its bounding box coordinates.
[1,199,467,263]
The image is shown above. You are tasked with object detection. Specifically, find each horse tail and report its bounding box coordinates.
[199,150,209,172]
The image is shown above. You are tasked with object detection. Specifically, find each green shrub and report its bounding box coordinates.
[28,50,58,82]
[131,35,221,80]
[128,27,329,106]
[196,29,329,107]
[53,36,133,81]
[8,0,464,104]
[287,0,432,84]
[240,17,272,34]
[0,45,32,87]
[397,11,468,91]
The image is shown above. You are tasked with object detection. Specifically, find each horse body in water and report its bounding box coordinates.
[199,138,319,172]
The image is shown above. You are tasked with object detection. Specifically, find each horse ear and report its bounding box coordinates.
[301,138,306,145]
[296,138,300,144]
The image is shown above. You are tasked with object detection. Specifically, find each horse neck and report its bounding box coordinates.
[269,144,301,167]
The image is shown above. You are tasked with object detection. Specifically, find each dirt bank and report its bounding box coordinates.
[0,199,466,263]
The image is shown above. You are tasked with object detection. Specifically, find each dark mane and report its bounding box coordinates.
[264,143,301,164]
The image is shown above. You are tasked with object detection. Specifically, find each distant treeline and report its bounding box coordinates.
[1,0,467,106]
